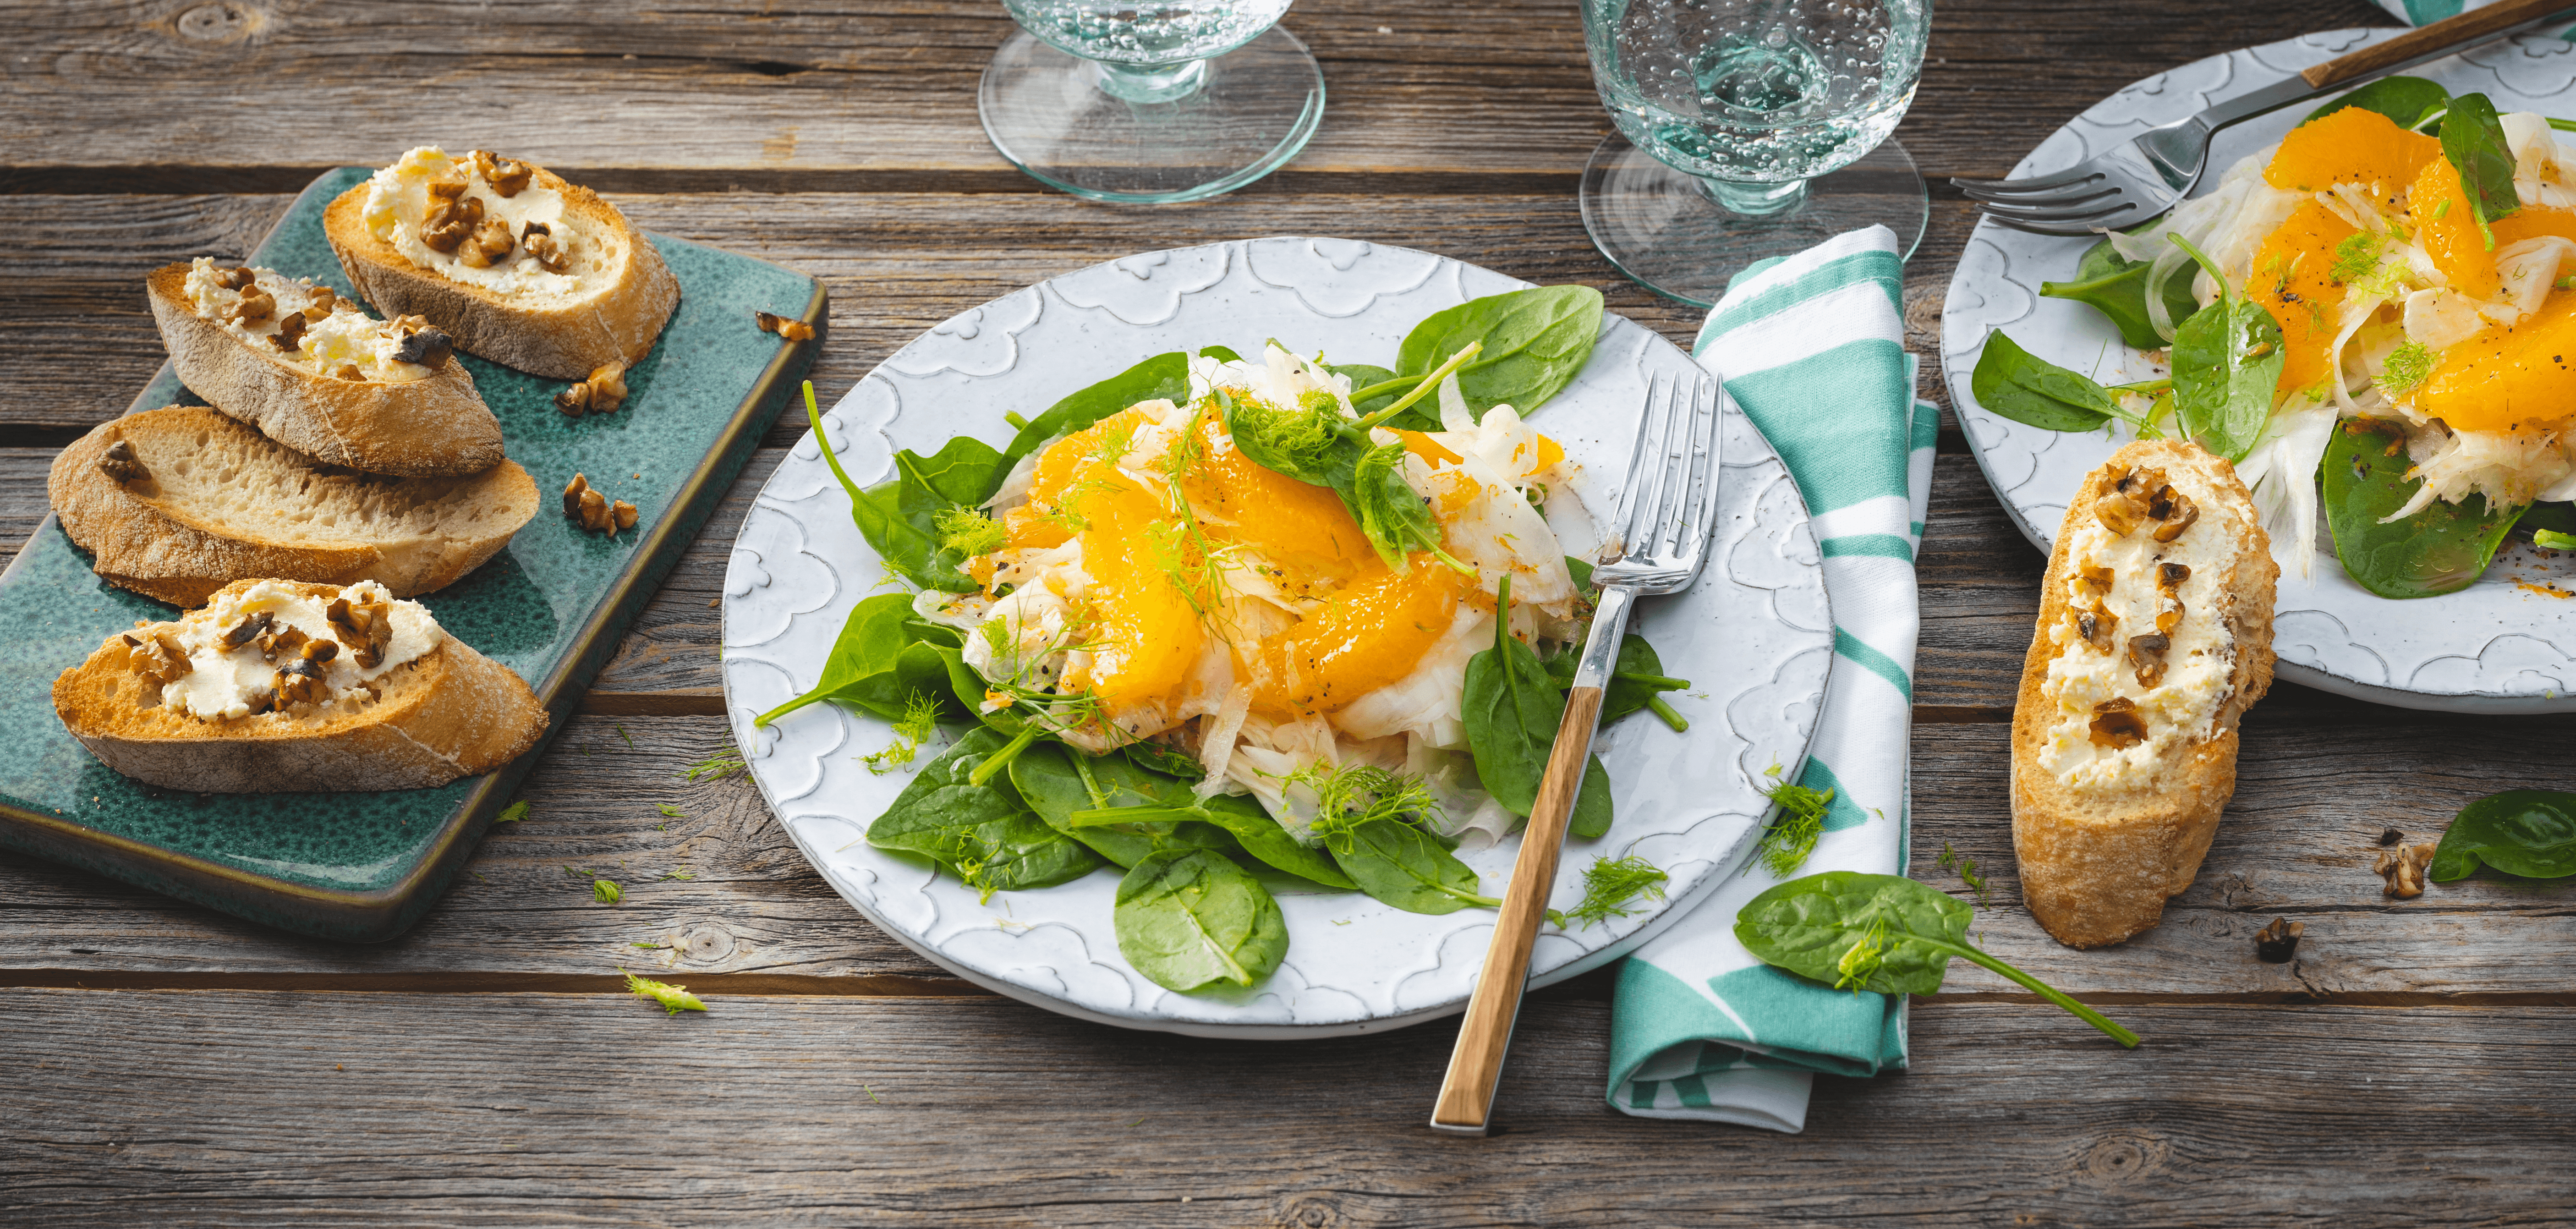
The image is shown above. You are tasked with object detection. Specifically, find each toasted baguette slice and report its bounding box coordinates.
[324,148,679,379]
[50,406,538,608]
[145,261,504,476]
[55,579,546,793]
[2010,439,2277,949]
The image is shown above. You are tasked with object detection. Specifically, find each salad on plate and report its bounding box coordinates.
[760,287,1713,995]
[1974,78,2576,599]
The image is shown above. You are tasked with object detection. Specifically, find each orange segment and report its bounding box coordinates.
[1394,429,1463,466]
[1064,482,1204,706]
[2410,157,2502,300]
[2265,106,2442,194]
[2248,198,2361,400]
[2494,204,2576,247]
[2418,290,2576,433]
[1252,563,1468,719]
[1182,403,1375,600]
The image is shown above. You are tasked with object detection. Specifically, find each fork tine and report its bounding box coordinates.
[1665,373,1721,561]
[1642,374,1696,558]
[1956,179,2116,208]
[1974,196,2139,226]
[1948,167,2098,194]
[1606,372,1664,561]
[1982,200,2154,235]
[1622,375,1683,563]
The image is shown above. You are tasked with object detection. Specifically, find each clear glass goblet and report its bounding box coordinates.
[1581,0,1931,306]
[980,0,1325,204]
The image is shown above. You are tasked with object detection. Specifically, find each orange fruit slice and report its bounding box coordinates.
[2247,198,2361,400]
[2264,106,2442,194]
[2409,157,2502,300]
[2418,290,2576,433]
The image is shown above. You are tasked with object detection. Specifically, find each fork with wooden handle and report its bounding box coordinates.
[1430,368,1724,1136]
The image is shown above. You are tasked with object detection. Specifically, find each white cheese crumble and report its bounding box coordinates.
[2035,473,2240,792]
[181,258,431,384]
[150,581,444,721]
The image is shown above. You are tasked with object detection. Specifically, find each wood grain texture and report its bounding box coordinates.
[2,0,2397,187]
[7,990,2574,1226]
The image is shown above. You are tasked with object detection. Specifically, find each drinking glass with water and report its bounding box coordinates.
[1582,0,1931,304]
[981,1,1325,203]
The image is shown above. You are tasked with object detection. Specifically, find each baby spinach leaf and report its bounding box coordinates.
[1342,440,1457,571]
[2443,92,2521,234]
[1001,346,1243,462]
[2039,236,2206,350]
[753,594,916,727]
[2167,235,2283,463]
[1395,285,1606,415]
[866,728,1102,896]
[1049,749,1353,889]
[1113,847,1288,992]
[1079,796,1357,889]
[2324,418,2524,598]
[1735,872,2138,1047]
[2431,790,2576,881]
[1123,741,1206,779]
[2305,75,2449,131]
[1320,815,1501,915]
[1971,332,2123,432]
[1010,742,1233,869]
[1465,578,1616,838]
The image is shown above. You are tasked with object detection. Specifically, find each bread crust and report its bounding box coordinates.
[49,406,537,608]
[145,263,505,477]
[2010,439,2278,949]
[323,167,680,380]
[53,580,548,793]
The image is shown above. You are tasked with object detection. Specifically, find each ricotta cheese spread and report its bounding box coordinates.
[360,146,619,302]
[2034,468,2240,792]
[143,581,444,721]
[181,258,432,384]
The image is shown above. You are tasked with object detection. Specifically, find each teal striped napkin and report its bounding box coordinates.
[1605,226,1934,1133]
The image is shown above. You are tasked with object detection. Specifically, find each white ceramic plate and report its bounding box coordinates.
[1941,29,2576,713]
[721,238,1834,1037]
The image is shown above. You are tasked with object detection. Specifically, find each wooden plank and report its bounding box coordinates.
[3,0,2392,184]
[5,991,2571,1224]
[8,709,2576,999]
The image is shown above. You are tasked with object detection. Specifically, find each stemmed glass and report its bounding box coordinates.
[980,1,1326,203]
[1581,0,1931,306]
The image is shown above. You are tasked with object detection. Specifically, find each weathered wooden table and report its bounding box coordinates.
[9,1,2572,1223]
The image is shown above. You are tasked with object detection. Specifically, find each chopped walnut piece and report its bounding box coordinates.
[578,487,611,533]
[2077,607,2120,654]
[426,165,470,200]
[302,637,339,664]
[335,363,365,382]
[97,439,148,484]
[457,217,515,269]
[554,363,629,417]
[392,326,454,368]
[554,382,595,417]
[2152,490,2199,542]
[471,149,534,197]
[754,310,816,341]
[2127,632,2170,687]
[612,499,638,530]
[269,310,307,352]
[302,287,338,320]
[275,656,330,707]
[420,196,483,253]
[259,623,309,662]
[122,631,192,686]
[2378,827,2404,846]
[2076,562,2115,596]
[221,610,273,651]
[521,221,568,273]
[2092,489,2150,536]
[230,288,275,324]
[2375,842,2436,899]
[562,472,591,518]
[2157,562,2190,590]
[2088,707,2148,749]
[213,266,256,291]
[326,597,391,669]
[2253,916,2304,963]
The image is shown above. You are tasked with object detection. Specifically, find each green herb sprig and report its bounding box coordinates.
[623,970,707,1015]
[1754,763,1833,877]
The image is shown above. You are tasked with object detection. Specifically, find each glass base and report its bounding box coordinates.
[979,24,1324,204]
[1580,133,1928,308]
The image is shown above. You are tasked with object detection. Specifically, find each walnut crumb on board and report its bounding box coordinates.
[2375,843,2435,898]
[2254,916,2303,963]
[754,310,815,341]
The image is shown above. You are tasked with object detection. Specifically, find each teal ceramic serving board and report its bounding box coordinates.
[0,168,823,941]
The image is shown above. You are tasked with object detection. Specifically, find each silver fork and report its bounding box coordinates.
[1955,0,2574,235]
[1430,367,1722,1137]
